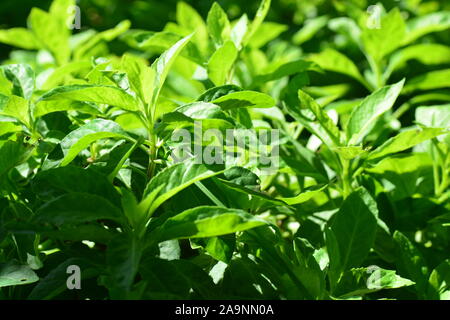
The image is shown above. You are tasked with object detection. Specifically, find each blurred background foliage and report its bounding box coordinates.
[1,0,449,60]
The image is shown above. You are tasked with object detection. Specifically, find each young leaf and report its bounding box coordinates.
[403,69,450,93]
[361,8,406,63]
[121,54,155,105]
[207,41,238,86]
[2,64,35,100]
[0,28,40,50]
[346,79,404,145]
[151,35,192,115]
[207,2,231,46]
[243,0,271,46]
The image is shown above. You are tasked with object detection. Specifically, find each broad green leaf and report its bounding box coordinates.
[175,1,208,56]
[197,84,242,102]
[367,127,447,161]
[42,60,91,90]
[35,193,123,226]
[28,8,70,65]
[428,260,450,300]
[0,262,39,288]
[32,166,122,207]
[415,105,450,129]
[106,234,142,297]
[0,94,30,127]
[386,44,450,78]
[334,267,415,298]
[230,14,249,50]
[142,160,225,218]
[39,84,139,111]
[243,0,271,46]
[346,79,404,145]
[404,69,450,93]
[285,90,341,147]
[393,231,429,298]
[309,48,367,88]
[404,12,450,45]
[28,258,98,300]
[73,20,131,60]
[139,258,217,299]
[212,90,275,110]
[0,28,40,50]
[207,41,238,86]
[0,140,31,180]
[121,54,155,105]
[2,64,35,100]
[252,59,314,87]
[34,100,99,118]
[59,119,132,166]
[207,2,231,46]
[155,206,267,241]
[151,35,192,113]
[361,8,406,63]
[278,184,328,205]
[293,16,328,45]
[327,188,379,276]
[248,22,288,49]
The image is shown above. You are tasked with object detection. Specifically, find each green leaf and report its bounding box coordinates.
[334,267,415,298]
[28,258,98,300]
[106,234,143,297]
[428,260,450,300]
[346,79,404,145]
[212,90,275,110]
[0,262,39,288]
[28,8,70,65]
[0,94,30,127]
[207,41,238,86]
[333,146,368,160]
[386,44,450,78]
[309,48,367,88]
[39,84,139,111]
[0,140,31,181]
[142,160,225,218]
[155,206,267,241]
[393,231,429,298]
[404,12,450,45]
[367,127,447,161]
[59,119,132,166]
[404,69,450,93]
[285,90,341,147]
[327,188,379,277]
[278,184,328,205]
[32,166,122,207]
[293,15,328,45]
[248,22,288,49]
[243,0,271,46]
[2,64,35,100]
[361,8,406,63]
[176,2,208,54]
[151,34,192,113]
[121,54,155,105]
[230,14,249,50]
[207,2,231,46]
[0,28,40,50]
[35,193,123,226]
[41,61,91,90]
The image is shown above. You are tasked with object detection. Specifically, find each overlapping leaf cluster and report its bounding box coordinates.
[0,0,449,300]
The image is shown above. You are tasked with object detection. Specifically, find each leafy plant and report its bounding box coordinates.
[0,0,448,300]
